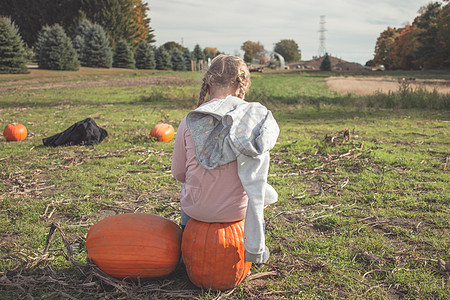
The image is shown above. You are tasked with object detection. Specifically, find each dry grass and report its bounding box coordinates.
[325,76,450,95]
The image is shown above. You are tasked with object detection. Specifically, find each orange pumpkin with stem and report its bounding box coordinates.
[181,218,252,290]
[150,123,174,142]
[86,213,182,279]
[3,123,27,141]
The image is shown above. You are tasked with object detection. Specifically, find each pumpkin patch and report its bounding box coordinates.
[150,123,174,142]
[181,218,252,291]
[3,123,27,141]
[85,213,182,279]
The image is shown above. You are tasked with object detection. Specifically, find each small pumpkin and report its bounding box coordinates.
[150,123,174,142]
[3,123,27,141]
[181,218,252,291]
[86,213,182,279]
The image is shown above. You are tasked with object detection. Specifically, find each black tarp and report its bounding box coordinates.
[43,118,108,147]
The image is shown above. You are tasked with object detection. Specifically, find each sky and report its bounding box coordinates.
[146,0,444,65]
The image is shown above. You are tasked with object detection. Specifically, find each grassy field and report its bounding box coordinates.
[0,68,449,299]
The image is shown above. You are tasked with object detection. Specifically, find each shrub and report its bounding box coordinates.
[34,24,79,71]
[0,16,29,74]
[113,40,135,69]
[82,24,112,68]
[171,48,185,71]
[135,42,155,69]
[155,47,172,70]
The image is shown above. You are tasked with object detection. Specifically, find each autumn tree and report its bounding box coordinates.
[373,2,449,70]
[273,39,301,63]
[203,47,218,61]
[241,41,264,63]
[373,26,398,70]
[162,41,184,52]
[391,26,418,70]
[80,0,154,49]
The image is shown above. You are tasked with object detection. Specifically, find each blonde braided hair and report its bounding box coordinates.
[197,54,251,107]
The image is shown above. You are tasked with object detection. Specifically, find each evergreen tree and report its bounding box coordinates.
[183,48,192,71]
[192,44,205,62]
[135,42,155,69]
[113,40,135,68]
[34,24,79,70]
[171,48,185,71]
[155,47,172,70]
[82,24,112,68]
[0,16,29,74]
[72,19,93,64]
[320,53,331,71]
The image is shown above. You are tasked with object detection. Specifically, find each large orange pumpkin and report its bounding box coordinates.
[150,123,174,142]
[3,123,27,141]
[181,218,252,290]
[86,213,182,279]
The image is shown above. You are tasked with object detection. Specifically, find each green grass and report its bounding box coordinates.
[0,68,449,299]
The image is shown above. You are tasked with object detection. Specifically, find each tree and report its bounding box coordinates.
[113,40,135,68]
[183,48,192,71]
[413,2,443,69]
[34,24,79,70]
[273,39,301,63]
[241,41,264,63]
[0,16,29,74]
[0,0,82,47]
[135,42,155,69]
[82,24,113,68]
[437,2,450,67]
[162,41,184,52]
[80,0,154,49]
[373,26,398,70]
[0,0,155,49]
[155,46,172,70]
[203,47,218,61]
[391,25,418,70]
[320,53,331,71]
[171,48,185,71]
[192,44,205,62]
[72,19,94,64]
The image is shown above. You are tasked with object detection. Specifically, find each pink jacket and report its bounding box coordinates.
[171,117,248,222]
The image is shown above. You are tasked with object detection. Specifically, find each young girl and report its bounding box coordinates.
[171,54,279,265]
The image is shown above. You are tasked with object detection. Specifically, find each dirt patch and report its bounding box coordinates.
[0,72,196,93]
[325,76,450,95]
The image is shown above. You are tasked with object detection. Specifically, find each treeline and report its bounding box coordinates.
[0,16,221,73]
[373,2,449,70]
[0,0,153,49]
